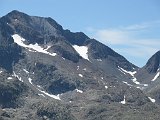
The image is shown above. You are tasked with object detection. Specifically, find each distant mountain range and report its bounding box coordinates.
[0,10,160,120]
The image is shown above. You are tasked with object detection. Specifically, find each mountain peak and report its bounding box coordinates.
[1,11,160,120]
[145,50,160,73]
[6,10,29,19]
[8,10,23,14]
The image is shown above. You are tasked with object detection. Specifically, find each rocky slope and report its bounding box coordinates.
[0,10,160,120]
[134,51,160,104]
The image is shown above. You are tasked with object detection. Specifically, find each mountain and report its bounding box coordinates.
[0,10,160,120]
[145,51,160,73]
[134,51,160,104]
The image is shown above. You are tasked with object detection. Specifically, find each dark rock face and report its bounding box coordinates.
[145,51,160,73]
[0,10,160,120]
[0,71,29,108]
[48,79,76,95]
[0,44,23,72]
[52,45,80,63]
[63,30,89,45]
[88,39,137,71]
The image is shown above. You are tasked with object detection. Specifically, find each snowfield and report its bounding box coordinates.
[12,34,57,57]
[73,45,89,61]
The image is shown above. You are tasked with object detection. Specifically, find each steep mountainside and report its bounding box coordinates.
[0,10,160,120]
[135,51,160,104]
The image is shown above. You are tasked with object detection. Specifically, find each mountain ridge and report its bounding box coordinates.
[0,10,160,120]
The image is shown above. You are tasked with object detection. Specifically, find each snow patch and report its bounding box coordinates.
[12,34,56,57]
[101,77,104,80]
[75,89,83,93]
[105,86,108,89]
[122,81,133,86]
[83,68,86,71]
[28,78,33,85]
[0,71,3,73]
[97,59,102,62]
[77,66,79,70]
[151,72,160,81]
[118,66,136,77]
[143,84,148,87]
[37,88,61,100]
[7,77,13,80]
[148,97,155,103]
[13,71,23,82]
[118,66,141,85]
[78,74,83,77]
[37,85,42,88]
[132,78,140,85]
[118,67,126,75]
[23,69,29,74]
[73,45,89,61]
[62,57,65,60]
[120,96,126,104]
[28,49,36,52]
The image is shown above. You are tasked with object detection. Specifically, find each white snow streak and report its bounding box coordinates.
[28,78,33,85]
[28,77,60,100]
[83,68,87,71]
[37,88,61,100]
[118,67,126,75]
[0,71,3,74]
[143,84,148,87]
[77,66,79,70]
[7,77,13,80]
[75,89,83,93]
[132,78,140,85]
[97,59,102,62]
[122,81,133,86]
[37,85,42,88]
[118,66,140,85]
[151,72,160,81]
[13,71,23,82]
[12,34,56,57]
[78,74,83,77]
[73,45,89,61]
[62,57,65,60]
[23,69,29,74]
[120,96,126,104]
[148,97,156,103]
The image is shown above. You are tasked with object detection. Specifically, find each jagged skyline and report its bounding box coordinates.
[0,0,160,67]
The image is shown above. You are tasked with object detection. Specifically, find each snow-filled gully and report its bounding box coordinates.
[118,66,148,88]
[12,34,56,57]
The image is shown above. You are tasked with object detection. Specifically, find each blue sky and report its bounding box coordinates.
[1,0,160,67]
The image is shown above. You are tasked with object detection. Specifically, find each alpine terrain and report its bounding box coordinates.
[0,10,160,120]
